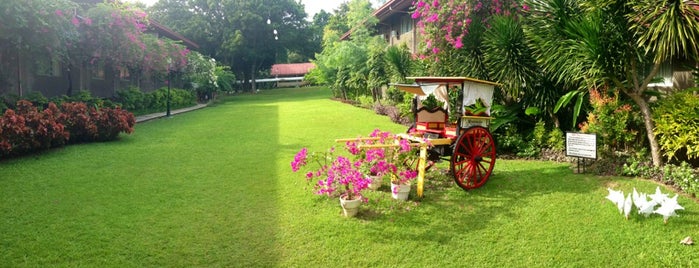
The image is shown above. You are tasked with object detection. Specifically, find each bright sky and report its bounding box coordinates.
[123,0,383,19]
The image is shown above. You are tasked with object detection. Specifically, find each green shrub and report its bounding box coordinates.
[386,86,405,104]
[357,95,374,108]
[652,90,699,162]
[531,120,547,148]
[547,128,565,151]
[116,87,147,111]
[25,91,49,108]
[580,89,641,156]
[663,162,699,197]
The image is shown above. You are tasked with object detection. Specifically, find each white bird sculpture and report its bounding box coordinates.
[623,193,633,220]
[638,199,657,217]
[654,194,685,224]
[606,188,625,214]
[632,188,642,208]
[649,186,668,205]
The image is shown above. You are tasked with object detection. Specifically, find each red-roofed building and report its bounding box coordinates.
[269,63,315,87]
[271,63,315,77]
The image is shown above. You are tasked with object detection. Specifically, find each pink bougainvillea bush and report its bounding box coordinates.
[411,0,526,61]
[291,129,420,199]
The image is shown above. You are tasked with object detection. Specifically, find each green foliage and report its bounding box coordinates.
[531,120,547,148]
[115,87,195,114]
[663,162,699,196]
[357,95,374,108]
[421,95,442,110]
[25,91,49,108]
[483,15,538,98]
[652,91,699,161]
[547,127,566,151]
[385,86,405,105]
[384,45,413,82]
[116,87,147,111]
[623,149,699,197]
[622,149,657,179]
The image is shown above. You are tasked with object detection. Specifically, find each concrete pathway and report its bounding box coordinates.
[135,103,208,123]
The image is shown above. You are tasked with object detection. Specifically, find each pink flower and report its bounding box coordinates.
[522,4,530,11]
[411,11,421,19]
[426,13,439,23]
[71,17,80,27]
[55,10,64,17]
[290,148,308,172]
[432,47,440,54]
[345,141,360,155]
[454,38,463,49]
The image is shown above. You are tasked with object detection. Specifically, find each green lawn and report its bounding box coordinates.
[1,87,697,267]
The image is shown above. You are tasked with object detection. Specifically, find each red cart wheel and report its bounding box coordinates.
[450,126,496,190]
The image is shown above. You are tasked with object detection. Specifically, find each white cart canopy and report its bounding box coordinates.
[394,77,500,116]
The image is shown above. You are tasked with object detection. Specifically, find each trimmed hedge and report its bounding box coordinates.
[0,100,135,158]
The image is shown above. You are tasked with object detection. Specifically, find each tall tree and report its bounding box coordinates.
[0,0,80,95]
[524,0,699,167]
[150,0,308,91]
[307,0,377,99]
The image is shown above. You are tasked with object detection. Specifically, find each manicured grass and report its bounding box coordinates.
[1,87,697,267]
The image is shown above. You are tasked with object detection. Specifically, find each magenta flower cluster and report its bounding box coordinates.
[291,147,370,201]
[411,0,527,61]
[290,129,421,201]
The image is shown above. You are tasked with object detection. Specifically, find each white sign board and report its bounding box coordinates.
[566,132,597,159]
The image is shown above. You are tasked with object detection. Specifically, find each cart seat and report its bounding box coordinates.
[415,107,447,135]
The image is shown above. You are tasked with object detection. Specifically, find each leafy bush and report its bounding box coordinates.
[60,102,98,143]
[93,107,135,141]
[357,95,374,109]
[580,89,641,156]
[547,128,566,151]
[663,162,699,197]
[652,90,699,162]
[385,86,405,104]
[116,87,147,111]
[25,91,49,108]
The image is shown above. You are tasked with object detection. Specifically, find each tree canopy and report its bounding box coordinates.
[149,0,314,90]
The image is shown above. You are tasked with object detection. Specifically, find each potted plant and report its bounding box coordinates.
[346,129,419,200]
[291,147,371,217]
[464,98,488,116]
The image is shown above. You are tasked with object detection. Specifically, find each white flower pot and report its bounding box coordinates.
[391,183,411,201]
[367,175,382,190]
[339,195,362,217]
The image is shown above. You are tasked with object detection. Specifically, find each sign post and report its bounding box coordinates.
[566,132,597,173]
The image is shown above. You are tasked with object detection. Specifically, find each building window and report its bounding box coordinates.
[400,16,413,36]
[92,63,105,80]
[35,57,61,77]
[648,61,672,88]
[119,67,130,80]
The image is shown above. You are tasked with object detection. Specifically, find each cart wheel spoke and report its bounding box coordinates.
[450,126,497,190]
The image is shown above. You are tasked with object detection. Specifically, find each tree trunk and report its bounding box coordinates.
[627,93,662,167]
[251,64,257,92]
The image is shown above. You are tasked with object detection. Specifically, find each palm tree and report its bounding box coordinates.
[523,0,699,167]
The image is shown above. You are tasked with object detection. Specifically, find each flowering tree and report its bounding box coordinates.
[78,2,189,78]
[0,0,81,62]
[411,0,522,59]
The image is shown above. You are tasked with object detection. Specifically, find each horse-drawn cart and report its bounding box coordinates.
[393,77,500,197]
